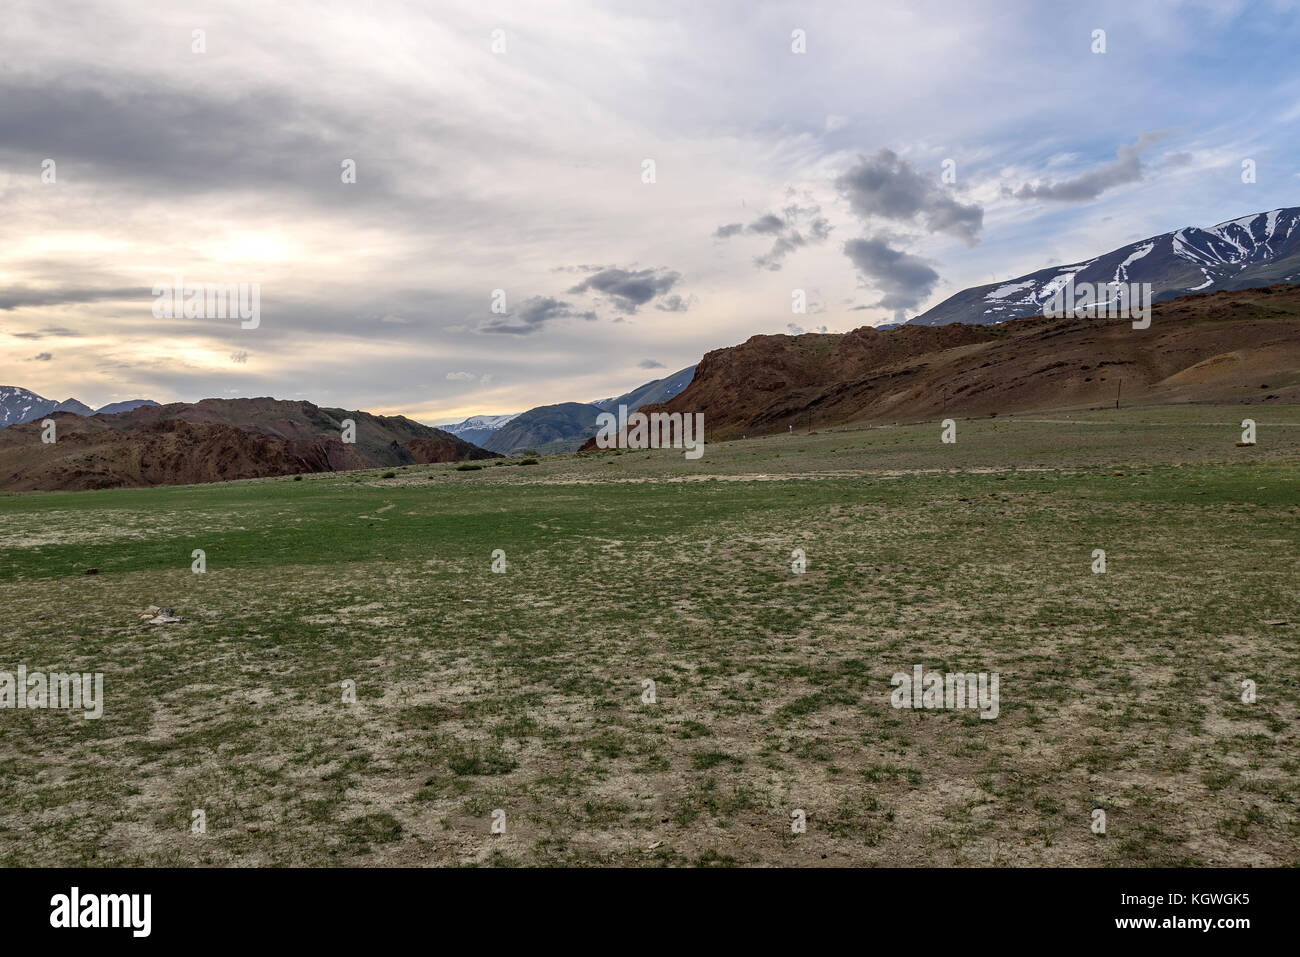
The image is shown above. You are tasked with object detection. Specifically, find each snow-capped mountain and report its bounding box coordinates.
[0,387,159,428]
[0,387,53,428]
[909,207,1300,326]
[434,412,521,447]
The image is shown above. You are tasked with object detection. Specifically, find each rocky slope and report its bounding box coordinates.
[617,285,1300,442]
[0,397,497,491]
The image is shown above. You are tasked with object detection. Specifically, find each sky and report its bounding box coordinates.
[2,0,1298,423]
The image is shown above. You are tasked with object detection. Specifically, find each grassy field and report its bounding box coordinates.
[1,404,1297,866]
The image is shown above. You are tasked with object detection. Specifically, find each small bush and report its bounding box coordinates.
[381,471,397,479]
[448,743,517,776]
[516,458,539,466]
[342,813,403,847]
[455,463,484,471]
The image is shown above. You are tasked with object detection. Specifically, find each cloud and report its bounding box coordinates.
[843,236,940,315]
[654,294,689,312]
[0,285,144,311]
[478,296,597,335]
[445,371,476,381]
[1007,132,1169,202]
[836,149,983,246]
[637,358,665,369]
[10,326,81,339]
[230,351,249,364]
[28,351,53,361]
[714,203,833,271]
[746,214,786,235]
[786,323,827,335]
[567,267,682,313]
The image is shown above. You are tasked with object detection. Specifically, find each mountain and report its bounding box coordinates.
[94,399,160,416]
[910,207,1300,326]
[0,387,160,428]
[52,398,96,416]
[618,284,1300,442]
[482,402,603,455]
[435,412,521,447]
[444,365,695,455]
[0,396,498,491]
[0,386,55,428]
[593,365,695,412]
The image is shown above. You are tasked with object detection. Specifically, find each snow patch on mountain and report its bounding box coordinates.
[910,206,1300,327]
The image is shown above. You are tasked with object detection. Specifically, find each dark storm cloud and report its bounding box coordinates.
[478,296,597,335]
[842,237,940,312]
[567,268,682,313]
[638,358,665,369]
[28,352,53,361]
[836,149,983,246]
[713,223,744,238]
[1007,132,1169,202]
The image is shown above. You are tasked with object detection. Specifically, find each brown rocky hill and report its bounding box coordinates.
[608,284,1300,443]
[0,397,498,491]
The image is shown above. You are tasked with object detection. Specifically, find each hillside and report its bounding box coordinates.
[625,285,1300,442]
[593,365,696,412]
[482,402,602,455]
[443,365,695,455]
[0,397,497,491]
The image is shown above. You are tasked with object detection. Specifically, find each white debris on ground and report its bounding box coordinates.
[139,604,181,624]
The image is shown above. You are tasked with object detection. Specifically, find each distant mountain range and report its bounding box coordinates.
[910,206,1300,326]
[443,365,696,456]
[0,386,158,428]
[435,413,521,447]
[0,397,496,491]
[482,402,603,455]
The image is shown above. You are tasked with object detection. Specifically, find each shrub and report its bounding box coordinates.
[448,744,517,776]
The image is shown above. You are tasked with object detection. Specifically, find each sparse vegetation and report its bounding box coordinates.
[0,404,1296,866]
